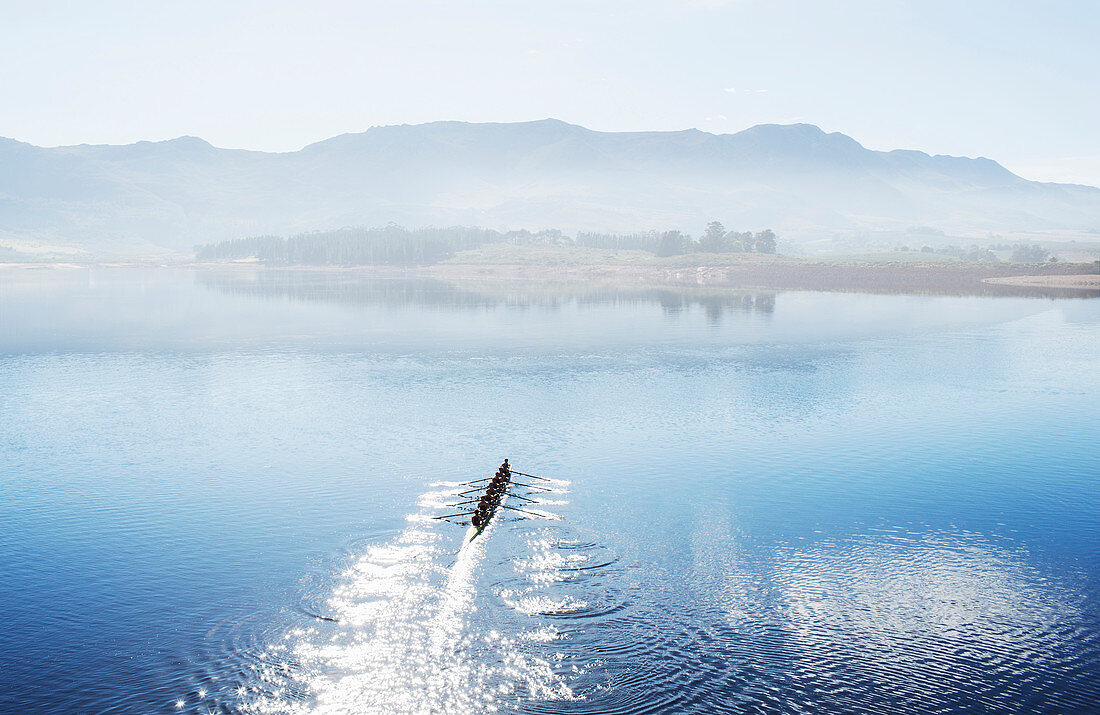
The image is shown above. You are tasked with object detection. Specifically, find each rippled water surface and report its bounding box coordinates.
[1,269,1098,714]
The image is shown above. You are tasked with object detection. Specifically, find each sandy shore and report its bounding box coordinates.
[984,274,1100,289]
[416,262,1100,298]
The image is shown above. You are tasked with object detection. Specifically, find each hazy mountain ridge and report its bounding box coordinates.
[2,119,1098,255]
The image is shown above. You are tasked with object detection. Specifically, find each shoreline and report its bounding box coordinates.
[3,259,1098,298]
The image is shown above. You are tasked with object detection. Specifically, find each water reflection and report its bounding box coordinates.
[1,268,1086,357]
[195,270,779,323]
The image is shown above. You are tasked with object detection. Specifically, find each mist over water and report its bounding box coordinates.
[0,269,1098,713]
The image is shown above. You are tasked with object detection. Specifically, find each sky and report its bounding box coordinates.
[2,0,1098,185]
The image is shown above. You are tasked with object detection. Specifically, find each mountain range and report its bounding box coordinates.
[2,119,1098,255]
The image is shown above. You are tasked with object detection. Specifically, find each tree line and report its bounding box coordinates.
[693,222,777,255]
[194,221,780,265]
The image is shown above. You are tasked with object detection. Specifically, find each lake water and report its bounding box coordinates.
[1,269,1098,714]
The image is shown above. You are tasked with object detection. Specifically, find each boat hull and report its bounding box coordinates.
[468,492,506,542]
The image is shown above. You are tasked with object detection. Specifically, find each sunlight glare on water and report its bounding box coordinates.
[242,479,576,715]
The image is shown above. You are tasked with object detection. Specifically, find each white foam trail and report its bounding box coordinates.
[241,486,572,715]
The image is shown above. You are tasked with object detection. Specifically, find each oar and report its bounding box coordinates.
[502,504,560,519]
[511,482,553,492]
[510,470,555,482]
[505,492,538,503]
[434,511,474,520]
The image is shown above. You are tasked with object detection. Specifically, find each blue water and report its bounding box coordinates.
[1,269,1097,714]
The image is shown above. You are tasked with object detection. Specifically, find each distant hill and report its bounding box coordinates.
[2,119,1099,255]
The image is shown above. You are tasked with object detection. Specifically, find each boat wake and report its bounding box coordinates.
[238,477,577,714]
